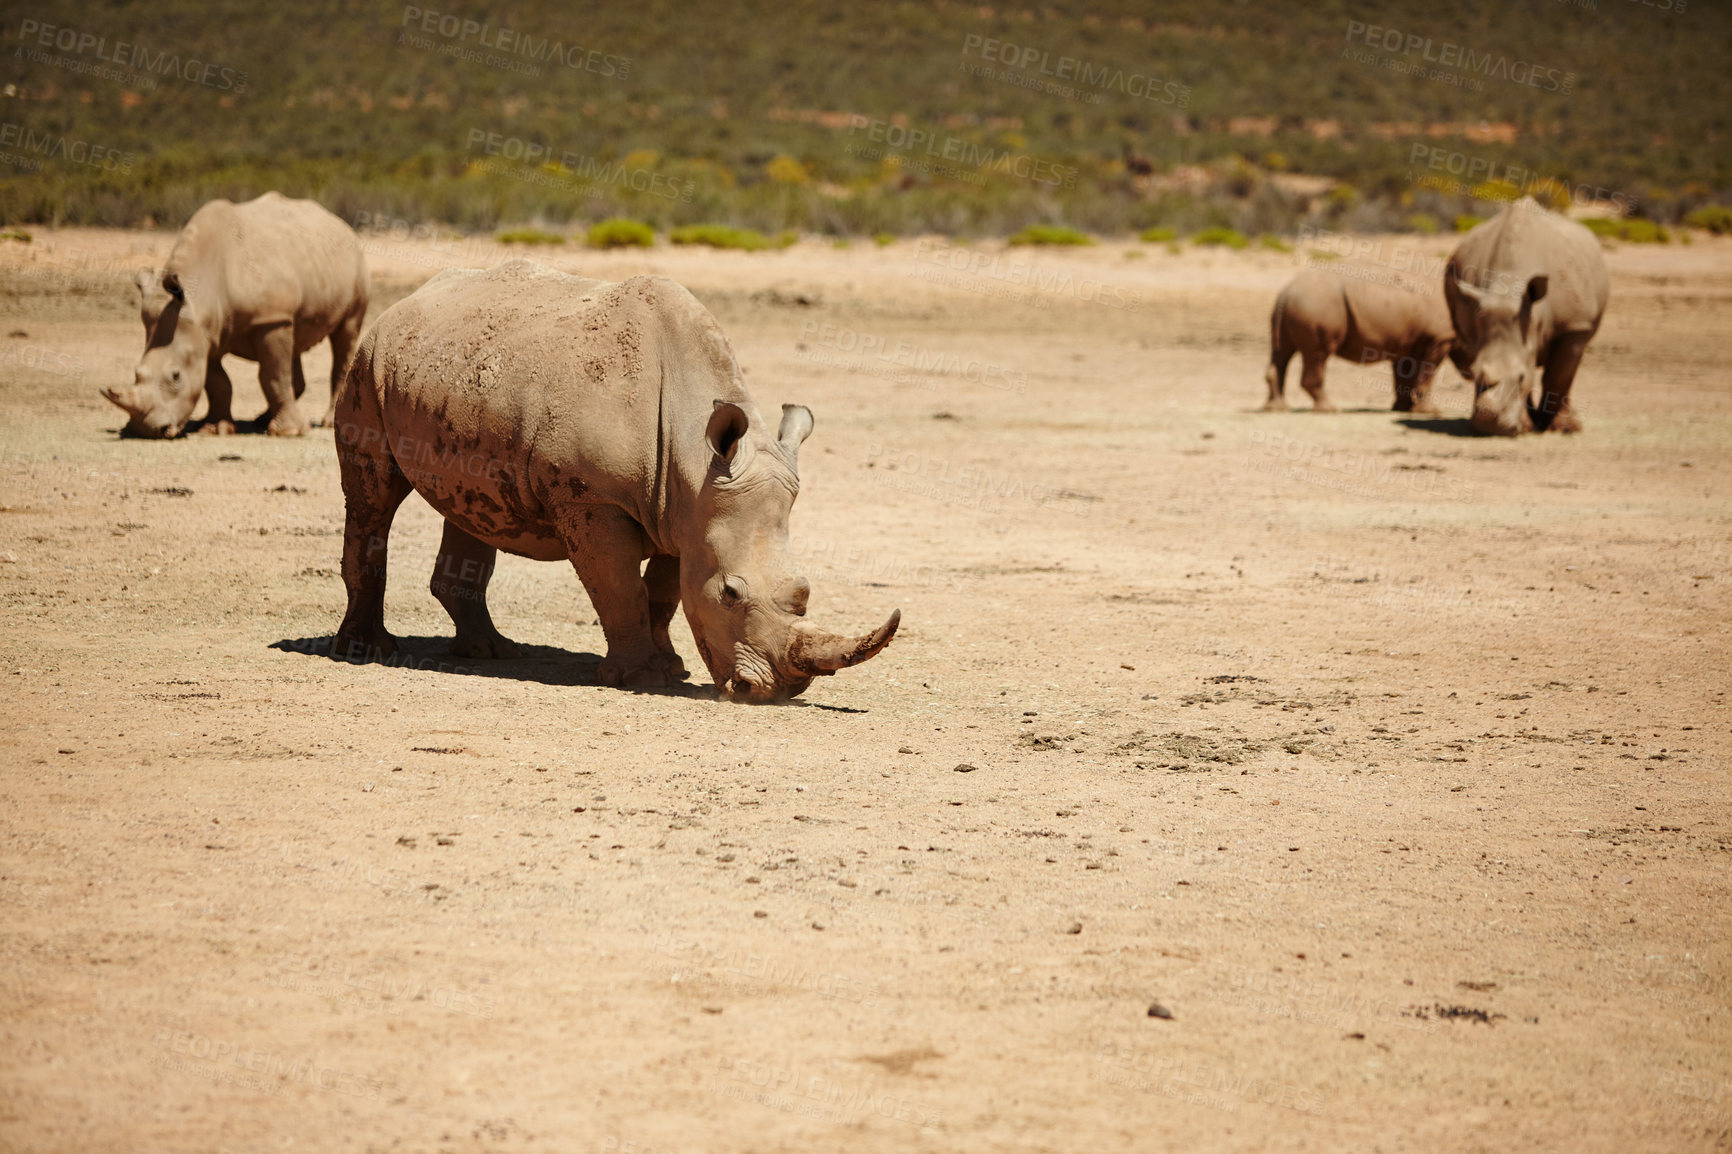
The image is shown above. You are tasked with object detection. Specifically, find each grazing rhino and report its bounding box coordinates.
[330,259,900,702]
[1263,267,1455,414]
[103,192,368,438]
[1444,197,1609,436]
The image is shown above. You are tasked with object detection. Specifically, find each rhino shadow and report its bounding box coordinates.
[116,415,323,439]
[1394,416,1481,438]
[266,635,865,708]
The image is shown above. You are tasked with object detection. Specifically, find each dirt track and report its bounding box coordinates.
[1,227,1728,1153]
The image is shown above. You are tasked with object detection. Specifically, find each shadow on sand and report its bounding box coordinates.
[1394,416,1482,438]
[269,634,870,710]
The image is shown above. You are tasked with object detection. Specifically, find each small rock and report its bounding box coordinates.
[899,746,915,754]
[1066,922,1083,935]
[953,763,978,773]
[1121,663,1135,671]
[1147,1003,1174,1019]
[753,910,768,919]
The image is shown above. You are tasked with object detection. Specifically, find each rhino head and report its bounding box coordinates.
[680,401,899,703]
[102,269,211,438]
[1454,274,1549,437]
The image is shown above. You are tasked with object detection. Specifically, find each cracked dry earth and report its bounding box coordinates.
[1,229,1729,1153]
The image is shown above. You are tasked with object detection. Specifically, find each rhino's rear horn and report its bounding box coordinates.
[787,609,900,676]
[777,403,814,473]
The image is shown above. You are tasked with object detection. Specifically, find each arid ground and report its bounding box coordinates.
[1,227,1728,1153]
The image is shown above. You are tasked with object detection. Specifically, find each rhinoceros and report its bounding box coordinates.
[102,192,369,438]
[330,259,900,701]
[1263,267,1455,414]
[1444,197,1609,435]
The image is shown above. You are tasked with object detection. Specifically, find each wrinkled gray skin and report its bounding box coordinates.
[1444,197,1609,436]
[103,192,369,438]
[1264,268,1456,414]
[330,260,899,702]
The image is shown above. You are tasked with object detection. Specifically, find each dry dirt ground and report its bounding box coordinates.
[1,226,1728,1154]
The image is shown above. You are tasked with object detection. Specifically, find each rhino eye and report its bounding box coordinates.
[720,575,748,607]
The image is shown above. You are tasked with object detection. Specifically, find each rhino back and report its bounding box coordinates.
[1450,199,1608,334]
[362,260,743,556]
[1339,273,1455,347]
[167,193,365,339]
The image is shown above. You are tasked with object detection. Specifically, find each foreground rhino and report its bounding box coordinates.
[331,260,899,701]
[1445,197,1609,435]
[1263,268,1455,414]
[103,192,368,438]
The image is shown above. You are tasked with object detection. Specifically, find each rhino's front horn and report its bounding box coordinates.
[101,385,144,416]
[787,609,901,676]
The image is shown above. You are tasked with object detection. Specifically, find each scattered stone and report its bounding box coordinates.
[1147,1003,1174,1019]
[954,763,978,773]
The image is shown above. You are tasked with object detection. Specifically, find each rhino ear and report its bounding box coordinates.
[1525,275,1548,305]
[706,400,750,467]
[777,404,814,474]
[134,267,158,296]
[161,272,185,301]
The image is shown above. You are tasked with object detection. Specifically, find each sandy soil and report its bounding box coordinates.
[1,225,1728,1153]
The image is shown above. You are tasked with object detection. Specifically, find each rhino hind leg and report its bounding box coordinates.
[431,521,523,660]
[643,554,689,681]
[1262,350,1293,411]
[1534,334,1589,433]
[563,509,680,689]
[198,358,237,435]
[1299,351,1337,413]
[332,425,412,664]
[317,311,364,429]
[256,324,311,437]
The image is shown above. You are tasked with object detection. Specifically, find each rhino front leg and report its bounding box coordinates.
[1534,333,1589,433]
[256,324,311,437]
[198,357,237,435]
[644,553,689,680]
[564,510,677,688]
[430,521,523,659]
[332,416,412,663]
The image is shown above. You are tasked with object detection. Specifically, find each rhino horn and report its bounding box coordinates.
[101,385,146,417]
[787,609,900,675]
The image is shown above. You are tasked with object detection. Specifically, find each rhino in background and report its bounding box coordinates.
[103,192,369,438]
[1444,197,1609,436]
[1263,267,1456,414]
[331,260,899,702]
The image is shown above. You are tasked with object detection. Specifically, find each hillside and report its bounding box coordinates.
[3,0,1727,233]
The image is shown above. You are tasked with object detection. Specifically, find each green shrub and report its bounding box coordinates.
[1407,214,1440,235]
[0,227,31,243]
[1139,226,1176,243]
[586,217,655,248]
[496,227,565,245]
[670,224,777,250]
[1258,233,1292,253]
[1683,205,1732,235]
[1192,226,1248,249]
[1583,217,1670,244]
[1007,225,1094,246]
[1123,249,1146,259]
[873,232,896,246]
[1453,215,1486,233]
